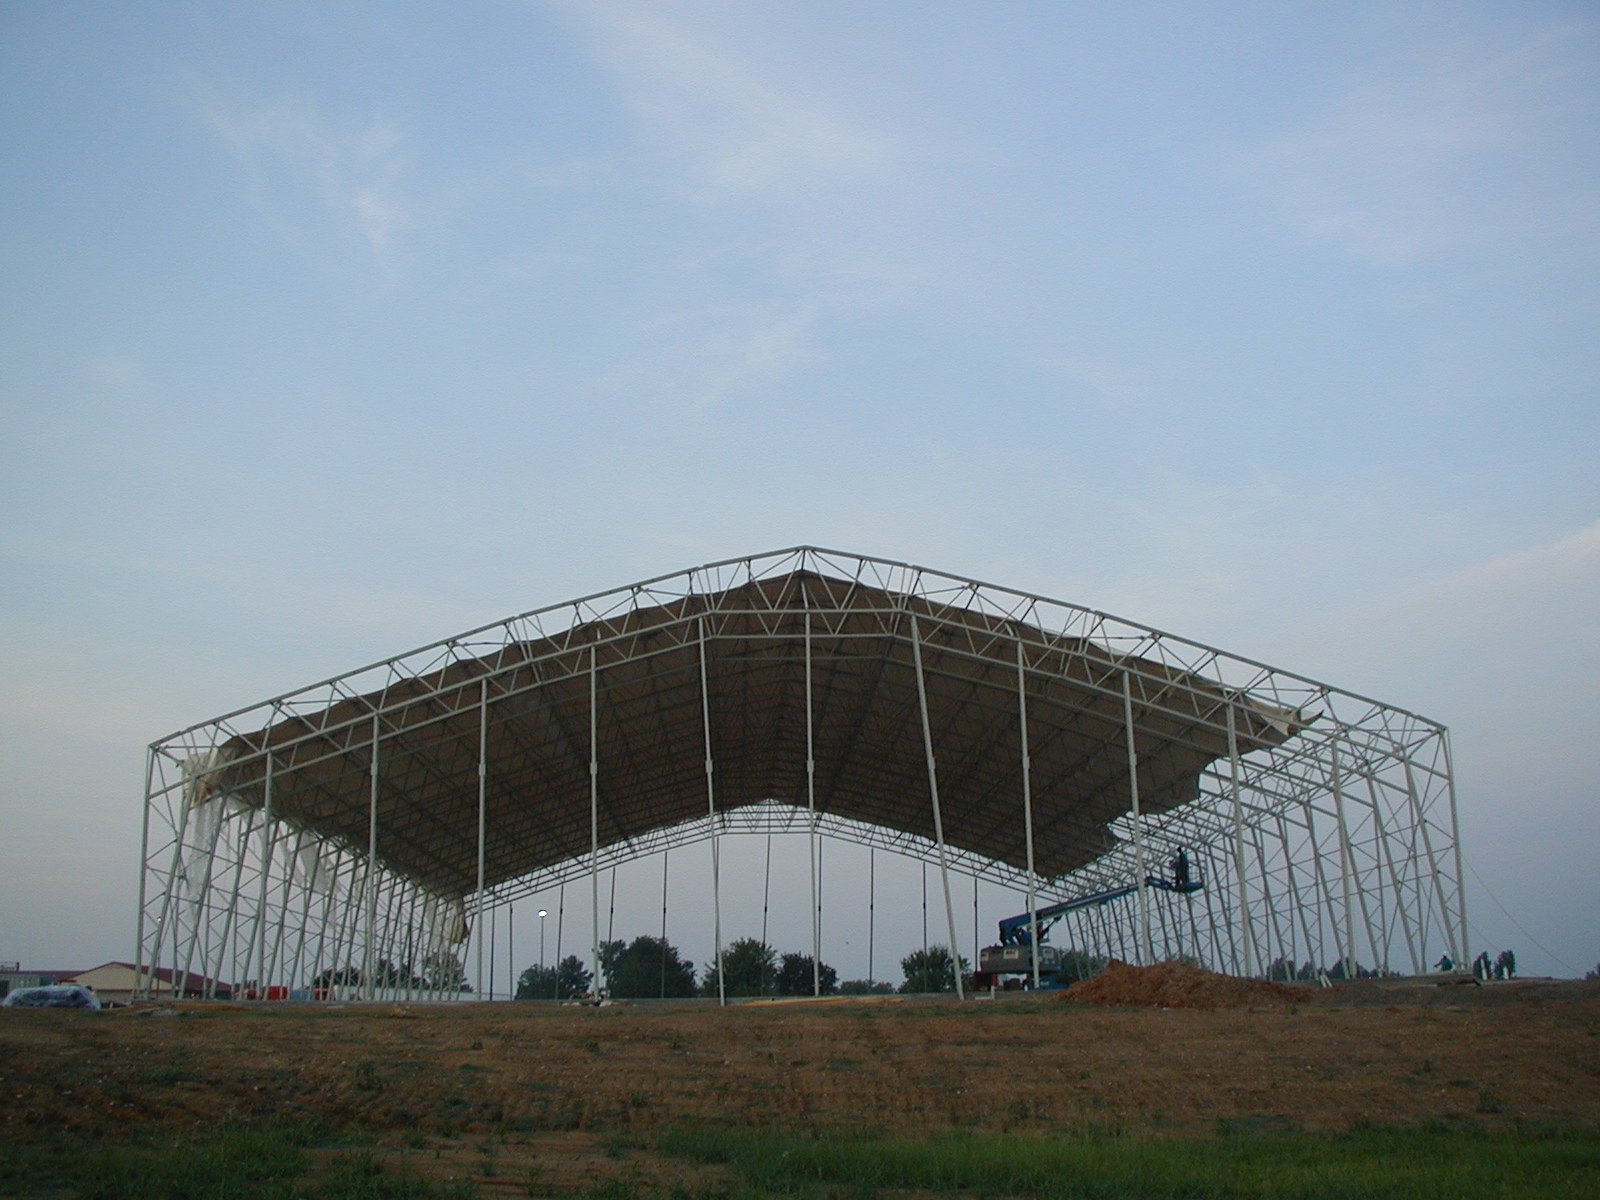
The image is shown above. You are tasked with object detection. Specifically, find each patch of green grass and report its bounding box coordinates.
[660,1125,1600,1200]
[0,1126,474,1200]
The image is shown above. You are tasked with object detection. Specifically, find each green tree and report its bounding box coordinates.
[775,952,837,995]
[557,954,593,997]
[517,954,593,999]
[701,938,777,997]
[599,936,697,998]
[516,964,556,1000]
[899,945,969,993]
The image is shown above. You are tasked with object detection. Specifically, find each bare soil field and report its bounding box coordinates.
[3,980,1597,1195]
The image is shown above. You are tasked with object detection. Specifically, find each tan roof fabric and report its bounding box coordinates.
[204,570,1295,896]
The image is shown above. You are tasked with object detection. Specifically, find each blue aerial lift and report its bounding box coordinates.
[976,849,1204,987]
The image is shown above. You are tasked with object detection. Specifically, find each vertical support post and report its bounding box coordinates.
[134,747,155,998]
[365,712,380,1002]
[1401,754,1456,968]
[1248,822,1285,973]
[308,847,339,996]
[1277,813,1313,976]
[1123,670,1152,967]
[910,611,965,999]
[760,833,773,978]
[1441,732,1470,967]
[476,678,488,999]
[805,599,820,996]
[972,875,979,981]
[1366,773,1420,974]
[146,761,195,1000]
[212,807,258,998]
[1226,700,1256,977]
[1017,640,1040,990]
[659,848,670,999]
[698,616,726,1005]
[251,752,276,996]
[177,789,229,1000]
[286,832,316,995]
[1330,739,1359,978]
[867,846,875,985]
[590,643,602,1000]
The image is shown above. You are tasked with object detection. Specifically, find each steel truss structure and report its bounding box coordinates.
[135,548,1467,1001]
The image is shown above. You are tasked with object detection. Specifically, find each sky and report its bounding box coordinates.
[1,1,1596,982]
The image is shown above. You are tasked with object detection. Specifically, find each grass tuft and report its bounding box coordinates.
[0,1126,475,1200]
[660,1125,1600,1200]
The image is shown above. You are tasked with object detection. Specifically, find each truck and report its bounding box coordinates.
[976,848,1203,988]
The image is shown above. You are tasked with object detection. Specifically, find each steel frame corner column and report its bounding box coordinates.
[910,611,965,999]
[475,678,488,999]
[1225,700,1256,977]
[590,642,602,999]
[365,712,380,1001]
[805,595,821,996]
[1122,669,1152,967]
[698,616,726,1006]
[1016,640,1039,990]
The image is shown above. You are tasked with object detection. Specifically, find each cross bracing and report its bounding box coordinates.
[135,547,1466,1000]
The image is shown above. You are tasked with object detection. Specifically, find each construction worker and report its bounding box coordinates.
[1170,848,1190,887]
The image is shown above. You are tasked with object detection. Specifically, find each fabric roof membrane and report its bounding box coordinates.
[199,570,1300,897]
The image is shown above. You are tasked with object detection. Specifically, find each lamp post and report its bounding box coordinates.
[538,909,549,999]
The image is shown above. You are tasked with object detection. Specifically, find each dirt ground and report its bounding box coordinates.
[3,979,1598,1195]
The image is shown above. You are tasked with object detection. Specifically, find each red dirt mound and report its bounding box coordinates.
[1064,959,1312,1009]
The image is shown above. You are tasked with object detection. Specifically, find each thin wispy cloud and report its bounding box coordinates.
[1240,22,1597,262]
[550,2,919,412]
[560,0,888,202]
[202,92,412,264]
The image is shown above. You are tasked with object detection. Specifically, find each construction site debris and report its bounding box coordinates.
[1064,959,1312,1009]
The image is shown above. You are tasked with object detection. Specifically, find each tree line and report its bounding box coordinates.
[512,936,1006,999]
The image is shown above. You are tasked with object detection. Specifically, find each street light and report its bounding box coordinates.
[538,910,549,999]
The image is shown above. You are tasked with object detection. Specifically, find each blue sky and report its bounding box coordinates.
[2,1,1596,979]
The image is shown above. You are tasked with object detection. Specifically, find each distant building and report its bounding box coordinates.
[0,963,83,1000]
[65,962,231,1006]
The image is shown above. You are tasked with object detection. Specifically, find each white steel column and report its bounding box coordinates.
[589,644,602,1001]
[805,600,820,996]
[910,611,965,999]
[1123,670,1153,967]
[1442,732,1470,967]
[250,752,276,995]
[145,771,196,999]
[867,847,875,985]
[134,748,155,997]
[1329,740,1359,977]
[698,616,725,1005]
[365,712,380,1001]
[1226,701,1256,977]
[1017,640,1040,990]
[475,678,488,999]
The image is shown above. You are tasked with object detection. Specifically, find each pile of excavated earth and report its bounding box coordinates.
[1065,959,1312,1008]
